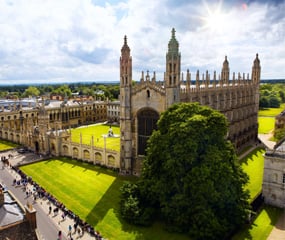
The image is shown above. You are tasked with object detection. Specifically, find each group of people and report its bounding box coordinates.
[11,165,105,240]
[1,155,11,168]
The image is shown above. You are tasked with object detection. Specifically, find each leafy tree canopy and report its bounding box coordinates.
[51,84,72,97]
[259,83,285,108]
[121,103,251,240]
[22,86,40,97]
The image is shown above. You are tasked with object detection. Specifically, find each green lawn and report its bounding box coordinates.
[0,139,19,151]
[258,117,275,134]
[234,148,282,239]
[71,124,120,151]
[240,148,265,202]
[20,158,189,240]
[259,103,285,117]
[258,104,285,134]
[232,205,282,240]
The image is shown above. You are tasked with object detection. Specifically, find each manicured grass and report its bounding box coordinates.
[258,117,275,134]
[259,103,285,117]
[232,205,282,240]
[258,104,285,134]
[20,158,189,240]
[240,148,265,202]
[0,139,19,151]
[71,124,120,151]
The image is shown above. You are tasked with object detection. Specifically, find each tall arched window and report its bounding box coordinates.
[137,109,159,155]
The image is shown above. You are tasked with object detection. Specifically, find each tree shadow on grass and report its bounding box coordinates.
[232,205,283,240]
[84,175,189,240]
[240,147,264,165]
[85,176,145,239]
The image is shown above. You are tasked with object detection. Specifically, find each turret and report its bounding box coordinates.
[165,28,181,107]
[252,53,261,84]
[120,36,132,87]
[221,56,230,85]
[120,35,132,173]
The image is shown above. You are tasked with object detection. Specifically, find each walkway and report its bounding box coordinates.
[0,150,104,240]
[268,209,285,240]
[258,133,276,149]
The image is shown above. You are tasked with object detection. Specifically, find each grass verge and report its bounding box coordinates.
[240,147,265,202]
[258,117,275,134]
[259,104,285,117]
[0,139,19,151]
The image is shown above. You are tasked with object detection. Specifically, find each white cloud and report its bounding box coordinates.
[0,0,284,85]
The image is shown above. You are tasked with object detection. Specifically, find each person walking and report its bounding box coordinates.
[57,230,62,240]
[68,224,72,237]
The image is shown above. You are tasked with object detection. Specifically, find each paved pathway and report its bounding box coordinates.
[268,209,285,240]
[258,133,276,150]
[0,150,103,240]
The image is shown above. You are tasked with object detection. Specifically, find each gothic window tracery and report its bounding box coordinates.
[137,109,159,155]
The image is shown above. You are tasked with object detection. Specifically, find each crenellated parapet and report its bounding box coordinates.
[179,54,260,96]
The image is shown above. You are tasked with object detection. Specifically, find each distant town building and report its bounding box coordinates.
[107,100,120,123]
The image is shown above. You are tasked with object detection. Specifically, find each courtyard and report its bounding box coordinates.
[70,124,120,152]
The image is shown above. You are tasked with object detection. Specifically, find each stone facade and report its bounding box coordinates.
[120,28,261,175]
[275,110,285,130]
[0,99,121,169]
[0,100,106,152]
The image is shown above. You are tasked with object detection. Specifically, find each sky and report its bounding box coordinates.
[0,0,284,85]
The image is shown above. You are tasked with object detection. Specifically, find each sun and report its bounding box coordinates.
[201,1,228,33]
[205,9,226,32]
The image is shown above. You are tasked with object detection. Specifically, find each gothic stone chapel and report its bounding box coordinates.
[119,28,261,175]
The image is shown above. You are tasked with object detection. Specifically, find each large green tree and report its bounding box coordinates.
[121,103,250,240]
[22,86,40,97]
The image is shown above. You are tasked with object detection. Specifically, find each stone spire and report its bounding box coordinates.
[167,28,179,55]
[121,35,130,58]
[252,53,261,84]
[221,55,230,85]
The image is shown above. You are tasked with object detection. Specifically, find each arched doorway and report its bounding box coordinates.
[137,109,159,155]
[35,141,39,153]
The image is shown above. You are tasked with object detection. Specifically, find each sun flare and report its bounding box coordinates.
[205,10,226,32]
[201,1,228,33]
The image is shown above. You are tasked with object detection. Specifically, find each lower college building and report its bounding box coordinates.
[263,139,285,208]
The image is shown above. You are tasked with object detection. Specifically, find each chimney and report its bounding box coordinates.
[25,201,37,229]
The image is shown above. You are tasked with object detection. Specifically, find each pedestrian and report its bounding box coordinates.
[73,222,78,234]
[58,230,62,240]
[68,224,72,237]
[49,205,52,215]
[61,212,65,221]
